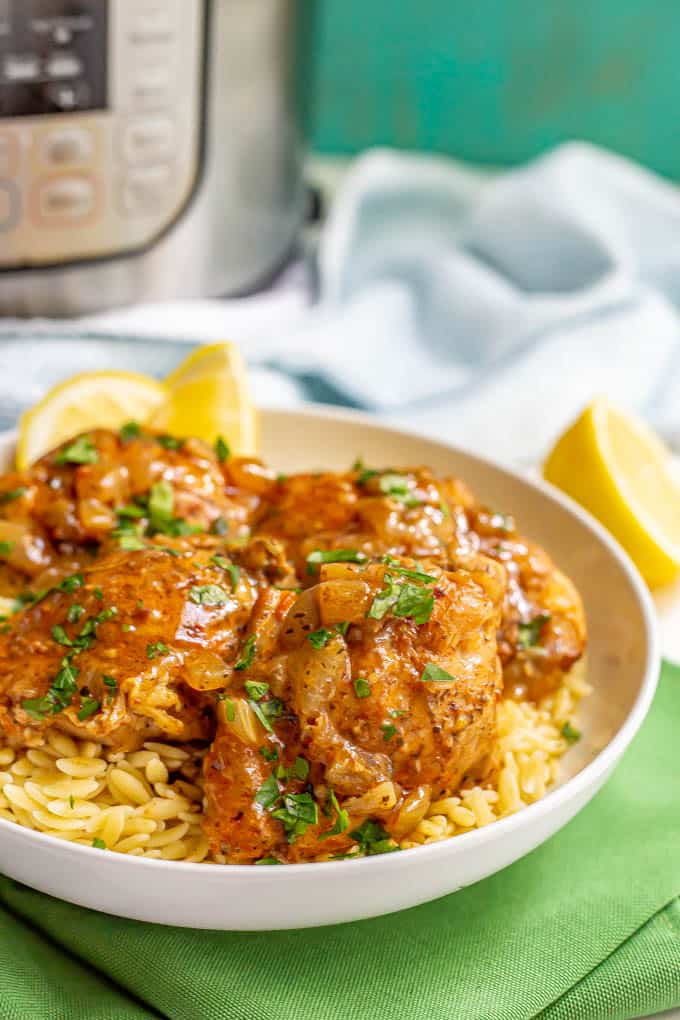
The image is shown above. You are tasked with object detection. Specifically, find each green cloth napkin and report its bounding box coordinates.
[0,664,679,1020]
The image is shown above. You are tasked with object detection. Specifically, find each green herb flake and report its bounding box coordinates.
[120,421,141,442]
[92,838,106,850]
[271,792,319,842]
[379,472,420,506]
[77,697,100,721]
[381,722,397,742]
[118,533,147,552]
[221,697,236,722]
[381,556,436,584]
[259,745,279,762]
[210,555,240,591]
[21,656,79,719]
[335,621,350,637]
[420,663,457,684]
[439,500,451,518]
[215,435,230,463]
[69,795,75,810]
[0,487,27,504]
[93,588,104,601]
[210,516,229,537]
[55,436,99,466]
[353,677,371,698]
[51,624,73,647]
[57,574,84,594]
[350,819,399,856]
[0,541,14,556]
[148,480,174,523]
[356,467,379,485]
[307,628,333,649]
[306,548,368,574]
[146,641,170,659]
[254,774,281,809]
[234,634,256,671]
[392,582,434,625]
[189,584,229,606]
[319,788,349,841]
[244,680,269,702]
[292,756,310,781]
[367,574,399,621]
[66,604,84,623]
[156,434,184,450]
[517,614,551,649]
[254,857,284,865]
[561,721,581,744]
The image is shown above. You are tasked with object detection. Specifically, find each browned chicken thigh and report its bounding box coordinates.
[0,537,287,752]
[254,464,586,701]
[203,553,505,863]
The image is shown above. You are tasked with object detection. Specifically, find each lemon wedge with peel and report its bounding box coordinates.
[149,342,258,455]
[544,398,680,587]
[17,371,166,470]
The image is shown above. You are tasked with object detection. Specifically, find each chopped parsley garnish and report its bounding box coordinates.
[259,745,279,762]
[561,721,581,744]
[307,628,333,649]
[517,614,551,649]
[156,434,184,450]
[254,857,284,865]
[57,574,84,594]
[92,838,106,850]
[118,533,146,552]
[292,756,310,781]
[69,795,75,810]
[306,548,368,574]
[210,516,228,536]
[244,680,269,701]
[77,697,100,721]
[0,487,27,504]
[22,656,79,719]
[381,556,436,584]
[55,436,99,466]
[353,677,371,698]
[215,435,230,462]
[335,621,350,637]
[51,624,73,647]
[67,604,84,623]
[120,421,141,442]
[379,473,420,506]
[420,663,457,684]
[350,819,399,856]
[102,675,117,689]
[254,774,281,809]
[356,466,379,485]
[216,694,235,721]
[367,574,434,625]
[146,641,169,659]
[439,500,451,518]
[0,541,13,556]
[189,584,229,606]
[249,697,283,733]
[319,789,349,840]
[116,504,146,520]
[271,792,319,842]
[93,588,104,601]
[234,634,256,670]
[148,480,173,525]
[381,722,397,742]
[210,555,240,590]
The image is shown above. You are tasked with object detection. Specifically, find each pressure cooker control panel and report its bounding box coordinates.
[0,0,205,268]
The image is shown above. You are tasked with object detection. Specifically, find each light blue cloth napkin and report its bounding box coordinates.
[3,141,680,462]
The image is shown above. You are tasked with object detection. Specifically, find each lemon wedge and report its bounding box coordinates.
[150,342,258,455]
[543,398,680,587]
[17,371,166,470]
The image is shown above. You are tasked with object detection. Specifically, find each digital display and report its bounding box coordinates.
[0,0,107,116]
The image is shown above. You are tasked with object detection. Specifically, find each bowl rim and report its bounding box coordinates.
[0,404,660,878]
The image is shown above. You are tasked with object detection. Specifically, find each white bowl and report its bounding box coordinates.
[0,407,659,930]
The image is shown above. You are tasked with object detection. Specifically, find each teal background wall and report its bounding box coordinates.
[311,1,680,176]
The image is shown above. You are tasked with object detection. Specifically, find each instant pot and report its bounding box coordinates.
[0,0,310,315]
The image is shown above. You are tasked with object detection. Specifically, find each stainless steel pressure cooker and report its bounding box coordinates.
[0,0,310,316]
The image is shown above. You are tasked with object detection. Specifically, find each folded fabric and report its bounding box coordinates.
[0,662,678,1020]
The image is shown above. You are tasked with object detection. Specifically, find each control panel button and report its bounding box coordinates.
[39,176,95,221]
[128,66,172,110]
[0,180,19,232]
[44,79,91,112]
[3,53,40,82]
[44,128,94,166]
[45,52,83,80]
[122,117,174,165]
[0,132,18,176]
[127,5,176,44]
[118,164,173,216]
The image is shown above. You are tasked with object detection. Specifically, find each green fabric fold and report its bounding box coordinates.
[0,663,679,1020]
